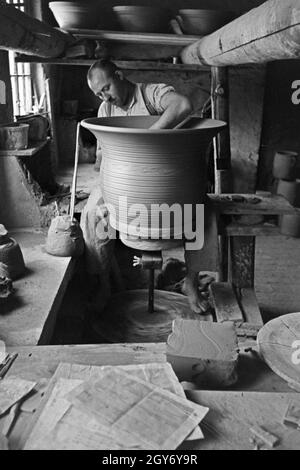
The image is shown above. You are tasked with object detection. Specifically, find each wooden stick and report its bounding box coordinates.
[69,123,81,221]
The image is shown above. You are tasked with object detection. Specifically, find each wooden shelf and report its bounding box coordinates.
[65,28,202,46]
[15,29,210,71]
[0,139,49,157]
[15,56,208,72]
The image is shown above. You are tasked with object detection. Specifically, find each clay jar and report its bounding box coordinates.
[0,226,25,280]
[273,150,298,181]
[81,116,226,241]
[276,179,300,207]
[0,123,29,150]
[45,215,84,257]
[279,214,300,237]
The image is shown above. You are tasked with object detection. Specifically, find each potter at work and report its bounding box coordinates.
[81,59,217,315]
[2,0,300,452]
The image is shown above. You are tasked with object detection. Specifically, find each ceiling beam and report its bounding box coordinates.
[181,0,300,66]
[0,4,74,58]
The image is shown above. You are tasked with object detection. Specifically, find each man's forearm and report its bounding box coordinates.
[150,95,193,130]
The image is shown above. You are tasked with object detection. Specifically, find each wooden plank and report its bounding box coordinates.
[223,222,280,236]
[0,139,48,157]
[0,230,75,346]
[15,56,209,72]
[208,193,299,215]
[211,67,232,175]
[0,4,72,58]
[66,28,202,46]
[230,236,255,288]
[181,0,300,66]
[209,282,244,323]
[236,288,263,326]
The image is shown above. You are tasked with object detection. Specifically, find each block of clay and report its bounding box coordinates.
[166,319,239,387]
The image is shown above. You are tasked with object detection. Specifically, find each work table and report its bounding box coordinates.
[1,342,299,450]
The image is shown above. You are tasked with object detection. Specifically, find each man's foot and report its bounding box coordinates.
[182,274,210,314]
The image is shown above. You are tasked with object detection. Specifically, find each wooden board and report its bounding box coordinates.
[182,390,300,450]
[237,288,263,326]
[0,139,48,157]
[209,282,244,323]
[208,193,298,215]
[257,312,300,391]
[66,28,202,46]
[90,289,199,343]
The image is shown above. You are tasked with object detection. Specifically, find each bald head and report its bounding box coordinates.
[87,59,118,83]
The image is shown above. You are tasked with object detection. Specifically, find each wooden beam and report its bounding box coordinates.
[181,0,300,66]
[0,4,73,58]
[15,55,209,72]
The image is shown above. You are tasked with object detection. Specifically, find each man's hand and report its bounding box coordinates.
[149,92,193,130]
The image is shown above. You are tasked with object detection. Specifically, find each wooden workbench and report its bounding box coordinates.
[1,343,299,450]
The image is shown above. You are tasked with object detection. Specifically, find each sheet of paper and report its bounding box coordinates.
[66,368,209,450]
[52,362,203,440]
[27,380,142,450]
[0,377,36,416]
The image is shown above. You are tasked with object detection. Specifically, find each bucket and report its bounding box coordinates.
[273,150,298,181]
[0,123,29,150]
[81,116,226,242]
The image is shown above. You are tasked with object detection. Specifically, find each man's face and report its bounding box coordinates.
[88,69,127,108]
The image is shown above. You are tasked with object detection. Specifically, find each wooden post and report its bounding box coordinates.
[181,0,300,66]
[230,236,255,289]
[0,4,73,58]
[210,67,232,282]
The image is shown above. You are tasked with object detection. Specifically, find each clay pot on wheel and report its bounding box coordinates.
[81,116,226,245]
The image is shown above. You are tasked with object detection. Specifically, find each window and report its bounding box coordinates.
[6,0,33,116]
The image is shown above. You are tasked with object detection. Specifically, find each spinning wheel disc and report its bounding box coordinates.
[90,289,198,343]
[257,312,300,390]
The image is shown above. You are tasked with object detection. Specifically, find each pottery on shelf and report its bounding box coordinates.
[49,1,101,29]
[176,9,234,35]
[0,225,25,280]
[113,6,171,33]
[81,116,226,244]
[273,150,298,181]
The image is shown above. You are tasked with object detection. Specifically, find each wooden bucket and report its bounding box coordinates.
[81,116,226,242]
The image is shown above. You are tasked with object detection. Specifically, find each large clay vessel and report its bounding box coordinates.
[81,116,226,241]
